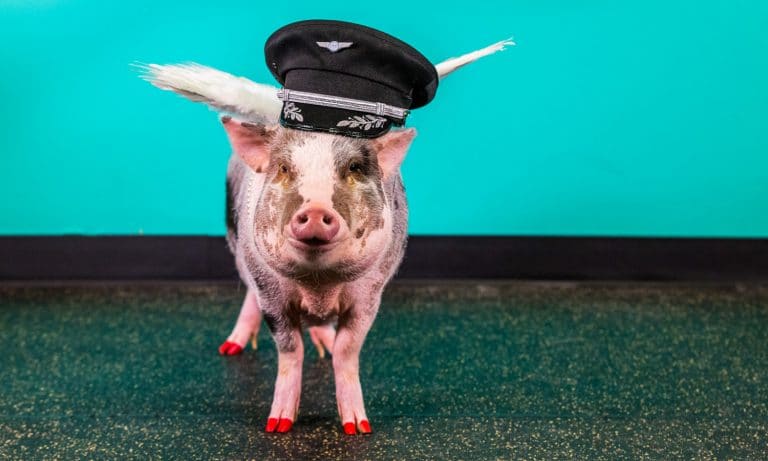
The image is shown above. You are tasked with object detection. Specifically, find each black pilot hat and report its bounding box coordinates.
[265,20,439,138]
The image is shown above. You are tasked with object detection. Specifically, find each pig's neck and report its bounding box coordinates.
[295,283,343,319]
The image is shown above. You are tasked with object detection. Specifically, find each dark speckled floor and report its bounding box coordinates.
[1,281,767,460]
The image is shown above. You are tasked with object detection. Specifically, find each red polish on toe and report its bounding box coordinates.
[218,341,243,356]
[276,419,293,433]
[343,422,356,435]
[359,420,372,434]
[265,417,279,432]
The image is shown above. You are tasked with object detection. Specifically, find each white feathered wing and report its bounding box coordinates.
[137,38,514,121]
[137,63,282,124]
[435,38,515,79]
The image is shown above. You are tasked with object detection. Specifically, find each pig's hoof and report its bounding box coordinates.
[218,340,243,356]
[359,420,372,434]
[342,420,372,435]
[265,417,293,433]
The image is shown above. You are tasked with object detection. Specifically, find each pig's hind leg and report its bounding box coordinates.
[308,324,335,359]
[218,290,262,356]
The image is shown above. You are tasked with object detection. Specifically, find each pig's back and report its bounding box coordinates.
[225,153,248,254]
[225,153,271,290]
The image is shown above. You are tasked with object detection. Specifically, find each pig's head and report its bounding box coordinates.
[222,117,415,283]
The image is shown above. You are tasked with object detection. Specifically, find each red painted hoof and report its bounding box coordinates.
[343,422,356,435]
[265,417,279,432]
[218,341,243,356]
[276,419,293,433]
[359,420,372,434]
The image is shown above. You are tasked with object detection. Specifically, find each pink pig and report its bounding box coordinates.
[217,117,415,435]
[141,35,512,436]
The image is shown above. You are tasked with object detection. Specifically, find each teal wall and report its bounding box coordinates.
[1,1,767,236]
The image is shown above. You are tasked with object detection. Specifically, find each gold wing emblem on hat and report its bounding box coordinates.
[316,41,354,53]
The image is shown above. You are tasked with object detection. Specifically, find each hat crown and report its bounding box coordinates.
[264,20,438,138]
[265,20,438,108]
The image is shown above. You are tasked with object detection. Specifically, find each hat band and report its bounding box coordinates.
[276,89,410,122]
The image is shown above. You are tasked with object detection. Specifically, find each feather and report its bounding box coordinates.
[434,38,515,79]
[134,62,281,124]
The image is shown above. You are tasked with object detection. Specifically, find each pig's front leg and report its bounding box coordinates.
[218,290,262,355]
[264,315,303,433]
[333,304,378,435]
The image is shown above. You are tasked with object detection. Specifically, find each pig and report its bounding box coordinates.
[140,36,512,436]
[215,116,415,435]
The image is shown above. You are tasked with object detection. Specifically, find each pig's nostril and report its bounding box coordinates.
[322,215,333,225]
[297,214,309,224]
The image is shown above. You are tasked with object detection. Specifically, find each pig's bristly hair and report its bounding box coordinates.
[135,38,513,121]
[434,38,515,79]
[135,62,282,124]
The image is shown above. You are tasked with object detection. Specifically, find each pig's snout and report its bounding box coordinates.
[290,207,341,244]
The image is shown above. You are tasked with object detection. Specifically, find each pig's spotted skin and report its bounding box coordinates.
[329,137,386,246]
[223,124,411,432]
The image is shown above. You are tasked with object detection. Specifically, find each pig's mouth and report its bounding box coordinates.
[288,237,341,253]
[302,237,331,246]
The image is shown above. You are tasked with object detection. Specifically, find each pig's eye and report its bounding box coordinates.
[348,162,363,174]
[275,163,293,184]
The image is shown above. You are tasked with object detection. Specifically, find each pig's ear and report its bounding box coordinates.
[221,116,275,173]
[372,128,416,179]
